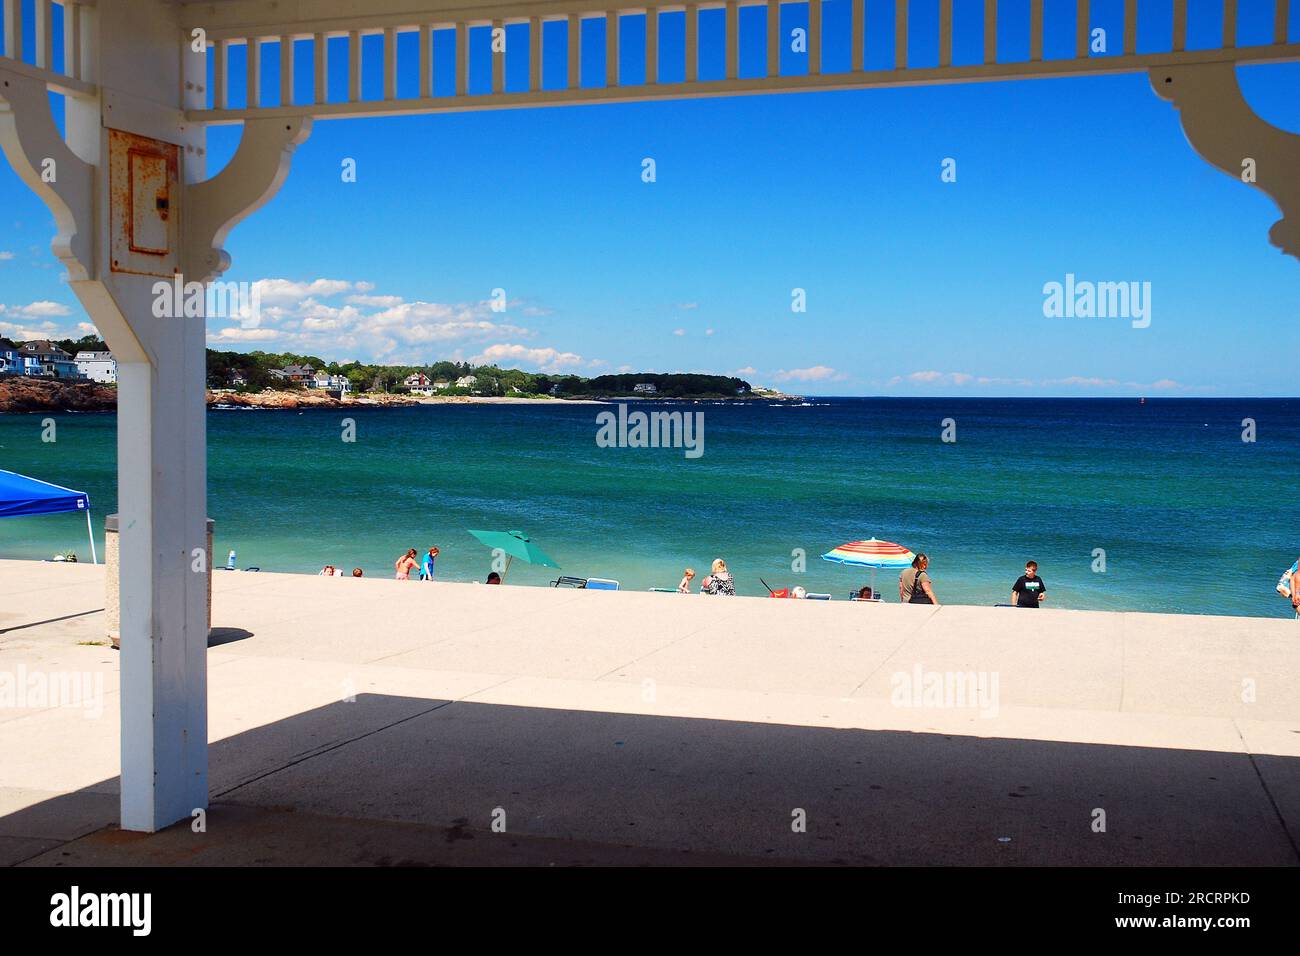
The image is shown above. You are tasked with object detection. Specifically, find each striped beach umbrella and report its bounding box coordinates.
[821,538,916,600]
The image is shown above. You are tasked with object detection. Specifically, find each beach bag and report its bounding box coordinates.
[768,588,789,599]
[906,568,933,605]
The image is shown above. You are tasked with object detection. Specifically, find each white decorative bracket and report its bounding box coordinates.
[0,68,94,280]
[185,115,313,283]
[1151,63,1300,263]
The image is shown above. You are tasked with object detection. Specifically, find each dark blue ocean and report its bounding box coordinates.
[1,397,1296,617]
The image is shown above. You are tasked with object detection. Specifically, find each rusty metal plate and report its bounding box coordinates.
[109,129,179,277]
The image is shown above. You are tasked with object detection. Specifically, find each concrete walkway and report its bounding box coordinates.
[1,559,1297,865]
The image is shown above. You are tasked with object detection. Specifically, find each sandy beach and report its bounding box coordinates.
[2,558,1297,866]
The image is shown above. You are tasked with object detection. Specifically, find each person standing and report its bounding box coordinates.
[420,546,440,581]
[1011,561,1047,608]
[899,554,939,606]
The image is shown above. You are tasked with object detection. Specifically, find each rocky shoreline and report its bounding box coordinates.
[1,376,800,413]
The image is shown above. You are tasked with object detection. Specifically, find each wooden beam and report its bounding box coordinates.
[938,0,951,68]
[420,24,432,97]
[280,35,294,105]
[314,33,327,104]
[809,0,821,75]
[3,0,22,61]
[685,3,697,83]
[457,22,468,95]
[493,18,503,92]
[567,13,580,88]
[726,0,738,80]
[767,0,779,77]
[984,0,997,65]
[1030,0,1042,62]
[64,1,82,81]
[606,11,617,87]
[246,37,261,109]
[647,8,658,84]
[895,0,907,70]
[384,26,397,99]
[34,0,53,69]
[1076,0,1089,58]
[529,16,540,91]
[348,29,361,101]
[851,0,864,72]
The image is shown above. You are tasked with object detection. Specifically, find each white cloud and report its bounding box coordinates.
[346,294,403,307]
[208,327,282,343]
[675,302,698,311]
[734,366,757,376]
[705,328,714,336]
[888,371,1191,392]
[0,251,14,261]
[470,343,590,373]
[673,328,685,336]
[1,300,73,318]
[775,365,838,382]
[252,278,353,305]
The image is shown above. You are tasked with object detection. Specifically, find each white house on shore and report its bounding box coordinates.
[403,372,435,396]
[310,371,351,394]
[75,350,118,384]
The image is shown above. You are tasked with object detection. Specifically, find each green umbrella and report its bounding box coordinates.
[467,529,560,581]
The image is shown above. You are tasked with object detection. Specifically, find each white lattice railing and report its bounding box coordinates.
[0,0,96,95]
[178,0,1298,122]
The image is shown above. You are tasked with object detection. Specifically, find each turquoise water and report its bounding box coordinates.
[1,398,1297,618]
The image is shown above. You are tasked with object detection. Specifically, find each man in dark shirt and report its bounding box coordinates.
[1011,561,1046,608]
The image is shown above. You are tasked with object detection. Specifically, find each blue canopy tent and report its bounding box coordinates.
[0,469,97,564]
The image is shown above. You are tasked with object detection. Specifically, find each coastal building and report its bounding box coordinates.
[0,339,18,375]
[455,375,477,389]
[633,383,658,395]
[18,341,82,379]
[280,363,315,383]
[311,371,352,394]
[74,351,118,384]
[403,372,434,395]
[432,380,450,390]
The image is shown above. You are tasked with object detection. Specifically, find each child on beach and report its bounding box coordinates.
[1011,561,1046,608]
[420,546,440,581]
[678,568,696,593]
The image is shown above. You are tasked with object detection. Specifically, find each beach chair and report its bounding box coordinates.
[550,575,588,588]
[584,578,620,591]
[848,591,882,602]
[805,592,832,600]
[649,587,678,593]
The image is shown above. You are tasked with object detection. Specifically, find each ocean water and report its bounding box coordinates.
[1,398,1297,618]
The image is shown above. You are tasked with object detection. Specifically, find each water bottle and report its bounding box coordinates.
[227,549,237,570]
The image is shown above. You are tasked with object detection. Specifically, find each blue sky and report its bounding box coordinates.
[1,1,1298,395]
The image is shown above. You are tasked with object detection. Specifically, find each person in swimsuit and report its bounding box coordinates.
[678,568,696,593]
[394,549,418,580]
